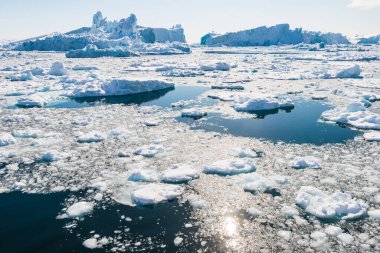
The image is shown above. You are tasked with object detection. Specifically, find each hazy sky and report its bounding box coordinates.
[0,0,379,43]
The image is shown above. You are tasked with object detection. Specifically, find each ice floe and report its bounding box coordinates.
[131,183,183,205]
[181,108,207,118]
[77,131,106,143]
[0,133,16,147]
[49,62,68,76]
[233,96,294,112]
[203,159,256,176]
[289,156,321,169]
[363,131,380,141]
[321,103,380,130]
[63,201,94,219]
[295,186,368,220]
[162,164,199,183]
[135,144,164,158]
[16,94,47,107]
[335,65,361,79]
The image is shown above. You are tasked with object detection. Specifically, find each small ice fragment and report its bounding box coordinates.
[289,156,321,169]
[203,159,256,176]
[324,226,343,237]
[0,133,16,147]
[162,164,199,183]
[174,236,183,246]
[65,202,94,218]
[131,184,183,205]
[49,62,68,76]
[83,238,98,249]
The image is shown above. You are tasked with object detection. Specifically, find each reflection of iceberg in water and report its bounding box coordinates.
[72,87,175,105]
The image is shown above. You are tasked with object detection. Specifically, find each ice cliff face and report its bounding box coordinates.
[201,24,350,46]
[10,11,188,55]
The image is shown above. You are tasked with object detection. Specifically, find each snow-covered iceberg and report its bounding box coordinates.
[201,24,350,46]
[358,35,380,45]
[9,11,190,57]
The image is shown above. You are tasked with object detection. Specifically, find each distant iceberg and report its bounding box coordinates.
[201,24,350,46]
[358,35,380,45]
[8,11,190,57]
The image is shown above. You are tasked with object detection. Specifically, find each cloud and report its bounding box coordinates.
[348,0,380,9]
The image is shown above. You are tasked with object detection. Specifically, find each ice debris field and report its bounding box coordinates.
[0,11,380,253]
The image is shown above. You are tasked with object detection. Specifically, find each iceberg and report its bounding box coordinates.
[358,35,380,45]
[289,156,321,169]
[335,65,362,79]
[10,11,189,57]
[201,24,350,46]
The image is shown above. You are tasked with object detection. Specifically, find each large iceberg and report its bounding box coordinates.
[9,11,190,57]
[201,24,350,46]
[358,35,380,44]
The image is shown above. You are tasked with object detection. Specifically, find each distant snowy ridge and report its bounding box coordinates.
[201,24,350,46]
[7,11,190,57]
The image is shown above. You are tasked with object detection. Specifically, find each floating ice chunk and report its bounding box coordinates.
[233,96,294,112]
[90,181,108,191]
[12,128,43,138]
[363,131,380,141]
[335,65,361,79]
[162,164,199,183]
[203,159,256,176]
[310,231,328,249]
[71,79,174,97]
[186,194,208,209]
[200,62,231,71]
[7,71,33,81]
[368,209,380,221]
[238,174,274,193]
[337,233,354,244]
[230,147,260,158]
[278,230,292,241]
[16,94,47,107]
[135,144,164,158]
[30,67,45,76]
[0,133,16,147]
[83,238,98,249]
[247,207,262,218]
[324,226,343,237]
[174,236,183,246]
[131,183,183,205]
[289,156,321,169]
[181,108,207,118]
[77,131,106,143]
[128,169,160,182]
[64,202,94,218]
[49,62,68,76]
[321,103,380,130]
[40,150,69,162]
[281,205,299,217]
[295,186,368,220]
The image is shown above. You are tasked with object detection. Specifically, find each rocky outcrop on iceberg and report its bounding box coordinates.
[201,24,350,46]
[10,11,189,57]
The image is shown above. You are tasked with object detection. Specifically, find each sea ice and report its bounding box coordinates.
[71,79,174,97]
[83,238,98,249]
[0,133,16,147]
[64,201,94,218]
[363,131,380,141]
[233,96,294,112]
[16,94,47,107]
[203,159,256,176]
[135,144,163,158]
[335,65,361,79]
[281,205,299,217]
[49,62,68,76]
[289,156,321,169]
[368,209,380,221]
[200,62,231,71]
[174,236,183,246]
[324,226,343,237]
[12,128,42,138]
[181,108,207,118]
[321,103,380,130]
[162,164,199,183]
[131,183,183,205]
[40,150,69,162]
[295,186,368,220]
[77,131,106,143]
[128,169,160,182]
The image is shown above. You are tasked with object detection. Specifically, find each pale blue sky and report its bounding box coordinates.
[0,0,379,43]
